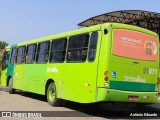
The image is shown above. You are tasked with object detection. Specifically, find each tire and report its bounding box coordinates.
[47,82,61,106]
[8,78,15,94]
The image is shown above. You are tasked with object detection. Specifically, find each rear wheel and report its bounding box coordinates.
[47,82,61,106]
[8,78,15,94]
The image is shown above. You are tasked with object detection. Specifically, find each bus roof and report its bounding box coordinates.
[5,46,11,51]
[5,46,11,49]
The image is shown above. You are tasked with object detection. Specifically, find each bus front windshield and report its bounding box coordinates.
[2,51,9,70]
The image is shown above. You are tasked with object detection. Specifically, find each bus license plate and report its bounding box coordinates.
[128,96,139,101]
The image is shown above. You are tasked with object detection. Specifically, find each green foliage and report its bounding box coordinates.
[0,41,8,49]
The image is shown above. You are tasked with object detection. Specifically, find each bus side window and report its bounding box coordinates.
[10,48,17,64]
[88,32,98,62]
[50,38,67,63]
[17,46,26,64]
[26,44,36,64]
[37,41,50,63]
[67,34,89,62]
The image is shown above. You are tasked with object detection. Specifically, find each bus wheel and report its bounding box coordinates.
[8,78,15,94]
[47,83,61,106]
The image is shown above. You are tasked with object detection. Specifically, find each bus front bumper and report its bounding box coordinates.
[97,88,158,104]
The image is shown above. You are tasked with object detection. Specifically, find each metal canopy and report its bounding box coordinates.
[78,10,160,35]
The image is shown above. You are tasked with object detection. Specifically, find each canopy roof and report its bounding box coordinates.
[78,10,160,35]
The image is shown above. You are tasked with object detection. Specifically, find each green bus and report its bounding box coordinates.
[0,23,159,106]
[159,49,160,93]
[0,46,11,86]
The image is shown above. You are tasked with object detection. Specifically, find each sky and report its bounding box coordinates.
[0,0,160,45]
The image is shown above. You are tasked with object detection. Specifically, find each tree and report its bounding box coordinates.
[0,41,9,49]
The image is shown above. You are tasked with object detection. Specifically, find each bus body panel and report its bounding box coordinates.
[13,64,27,90]
[0,69,7,86]
[24,64,47,94]
[97,88,157,103]
[46,61,99,103]
[96,24,159,103]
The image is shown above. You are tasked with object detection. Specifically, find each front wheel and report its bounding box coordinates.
[47,82,61,106]
[8,78,15,94]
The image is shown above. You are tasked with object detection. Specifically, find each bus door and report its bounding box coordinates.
[8,46,17,88]
[13,46,27,91]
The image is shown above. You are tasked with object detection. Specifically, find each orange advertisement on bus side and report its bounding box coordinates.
[113,29,158,61]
